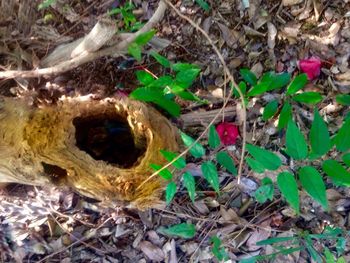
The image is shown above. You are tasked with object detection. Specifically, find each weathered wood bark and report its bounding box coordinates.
[0,96,178,209]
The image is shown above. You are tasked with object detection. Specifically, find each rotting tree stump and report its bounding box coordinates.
[0,95,179,209]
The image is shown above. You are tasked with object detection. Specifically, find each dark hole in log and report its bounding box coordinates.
[73,115,146,168]
[42,162,68,183]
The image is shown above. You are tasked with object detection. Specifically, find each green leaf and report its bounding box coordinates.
[175,68,200,88]
[136,70,154,85]
[150,164,173,180]
[324,248,335,263]
[292,92,323,104]
[150,51,171,68]
[254,178,274,203]
[256,236,296,246]
[246,157,266,173]
[148,75,173,88]
[336,94,350,106]
[286,73,308,95]
[183,171,196,202]
[134,29,156,46]
[322,160,350,186]
[171,63,200,72]
[342,153,350,167]
[277,172,300,214]
[210,236,228,261]
[278,102,292,130]
[173,90,201,101]
[247,72,290,97]
[239,68,257,86]
[262,100,278,121]
[130,87,181,116]
[201,161,220,193]
[285,120,308,160]
[309,109,331,156]
[180,132,205,158]
[298,166,328,210]
[160,150,186,169]
[246,144,282,170]
[208,125,221,149]
[38,0,56,10]
[127,42,142,61]
[165,182,177,204]
[233,81,247,97]
[216,151,237,175]
[334,118,350,152]
[158,223,196,239]
[195,0,210,11]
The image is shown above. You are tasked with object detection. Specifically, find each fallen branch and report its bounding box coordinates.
[0,0,167,79]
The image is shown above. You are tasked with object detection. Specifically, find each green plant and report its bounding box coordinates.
[243,226,348,263]
[38,0,56,10]
[108,2,144,32]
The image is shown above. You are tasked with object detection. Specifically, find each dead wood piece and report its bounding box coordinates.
[180,106,236,128]
[0,95,178,209]
[0,0,167,79]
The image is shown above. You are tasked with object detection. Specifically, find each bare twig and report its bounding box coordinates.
[0,1,167,79]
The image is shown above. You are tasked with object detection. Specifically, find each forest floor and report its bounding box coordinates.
[1,0,350,262]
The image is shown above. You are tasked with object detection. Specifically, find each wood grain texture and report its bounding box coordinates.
[0,95,179,209]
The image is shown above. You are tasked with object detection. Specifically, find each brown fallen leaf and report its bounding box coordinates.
[139,240,165,262]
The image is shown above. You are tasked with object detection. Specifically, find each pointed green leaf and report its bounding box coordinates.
[201,161,220,193]
[171,63,200,72]
[183,171,196,202]
[342,153,350,167]
[160,150,186,169]
[175,68,200,88]
[211,236,228,261]
[195,0,210,11]
[128,42,142,61]
[286,120,308,160]
[150,51,171,68]
[158,223,196,239]
[247,72,290,97]
[180,132,205,158]
[208,125,221,149]
[233,81,247,97]
[216,151,237,175]
[292,92,323,105]
[130,87,181,116]
[165,181,177,204]
[322,160,350,186]
[298,166,328,210]
[334,118,350,152]
[286,73,308,95]
[336,94,350,106]
[246,157,266,173]
[262,100,278,121]
[136,70,154,85]
[277,172,300,214]
[246,144,281,170]
[135,29,156,46]
[310,109,331,156]
[150,164,173,180]
[278,102,292,130]
[239,68,257,86]
[148,75,173,88]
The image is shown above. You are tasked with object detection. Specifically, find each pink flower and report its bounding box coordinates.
[298,57,322,80]
[216,123,239,145]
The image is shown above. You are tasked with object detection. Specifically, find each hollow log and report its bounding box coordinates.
[0,95,179,209]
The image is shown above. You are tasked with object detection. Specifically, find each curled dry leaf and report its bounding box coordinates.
[139,241,165,262]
